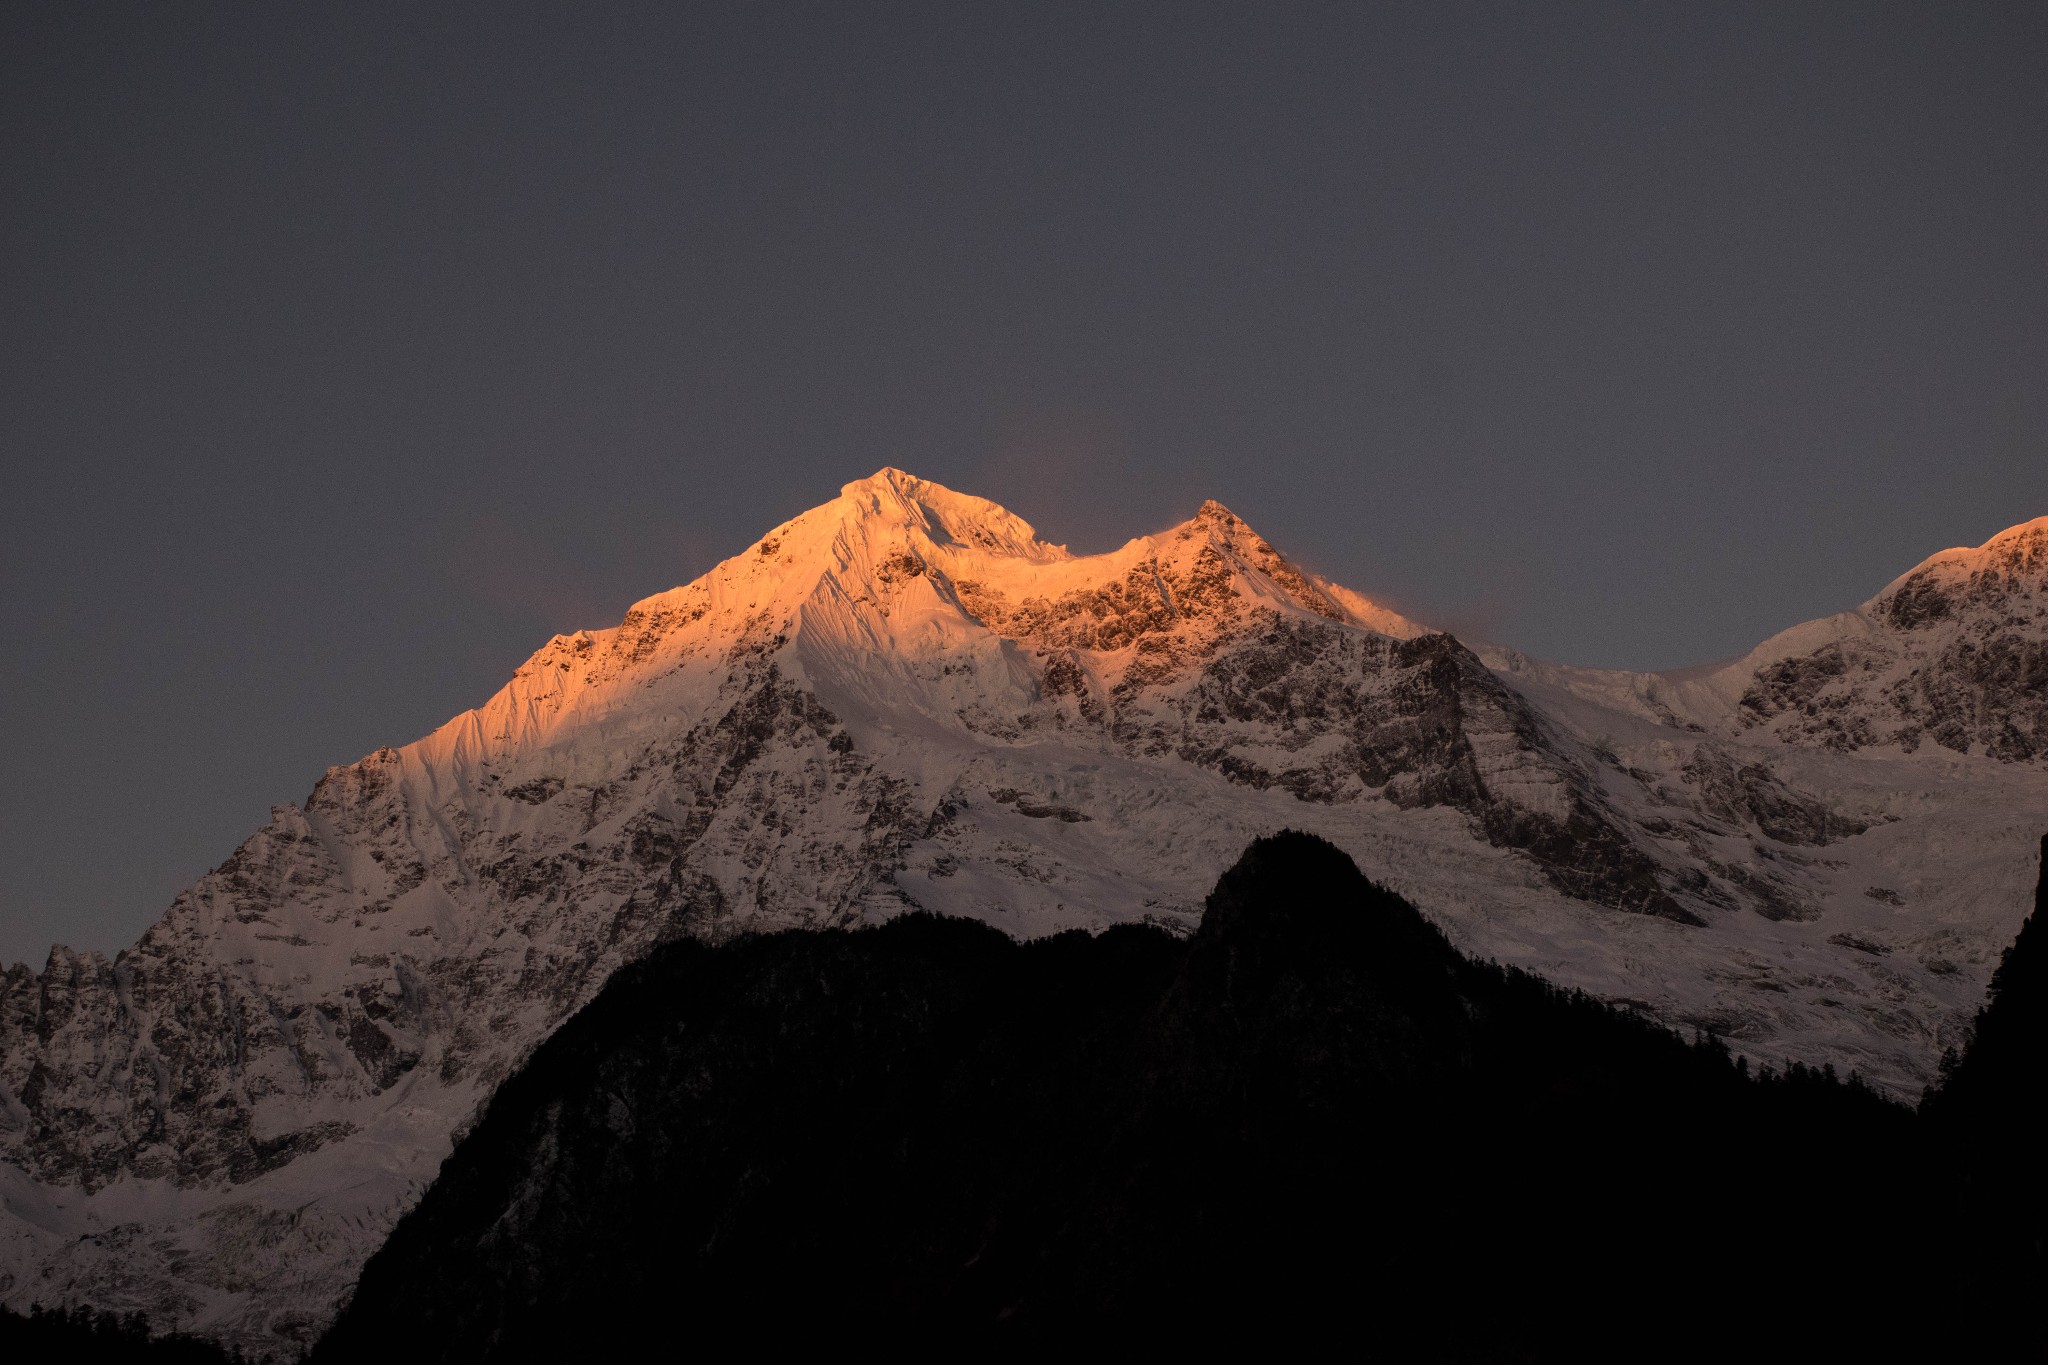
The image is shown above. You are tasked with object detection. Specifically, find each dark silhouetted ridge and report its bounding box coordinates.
[1930,832,2048,1123]
[314,832,2045,1363]
[1922,833,2048,1354]
[0,1304,240,1364]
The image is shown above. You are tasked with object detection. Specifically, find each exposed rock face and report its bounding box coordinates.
[1678,746,1869,849]
[2,472,2043,1353]
[1123,619,1687,921]
[0,651,919,1347]
[945,504,1682,920]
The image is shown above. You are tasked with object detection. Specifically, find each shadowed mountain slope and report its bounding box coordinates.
[0,1305,238,1364]
[1922,833,2048,1355]
[315,834,1940,1362]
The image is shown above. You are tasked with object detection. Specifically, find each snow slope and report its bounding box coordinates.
[3,471,2043,1352]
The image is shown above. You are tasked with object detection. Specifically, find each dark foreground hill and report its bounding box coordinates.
[12,833,2039,1360]
[0,1304,244,1364]
[305,831,2048,1362]
[1923,833,2048,1354]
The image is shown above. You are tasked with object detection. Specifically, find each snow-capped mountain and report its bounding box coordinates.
[3,471,2044,1352]
[1492,514,2048,756]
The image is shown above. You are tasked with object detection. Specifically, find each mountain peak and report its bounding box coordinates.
[1878,513,2048,599]
[832,468,1067,562]
[1700,511,2048,759]
[10,467,2041,1354]
[1977,514,2048,567]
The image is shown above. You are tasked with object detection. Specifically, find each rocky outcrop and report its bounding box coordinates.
[1679,746,1868,848]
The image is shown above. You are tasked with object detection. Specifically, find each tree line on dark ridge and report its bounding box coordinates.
[301,831,2042,1361]
[0,1303,254,1364]
[1920,831,2047,1352]
[12,832,2041,1360]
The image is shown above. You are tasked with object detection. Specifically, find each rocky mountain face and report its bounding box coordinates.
[1737,517,2048,760]
[2,470,2044,1353]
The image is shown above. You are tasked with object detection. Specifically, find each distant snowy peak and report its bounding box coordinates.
[412,470,1430,767]
[1868,514,2048,627]
[1507,515,2048,760]
[1719,516,2048,761]
[1479,515,2048,765]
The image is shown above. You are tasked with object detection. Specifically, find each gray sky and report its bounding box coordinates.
[4,2,2044,964]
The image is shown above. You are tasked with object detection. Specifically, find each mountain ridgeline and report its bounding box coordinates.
[311,833,2044,1361]
[5,476,2044,1351]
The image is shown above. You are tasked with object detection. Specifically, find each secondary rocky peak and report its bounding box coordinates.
[1869,516,2048,635]
[1148,497,1391,631]
[1874,514,2048,619]
[1718,511,2048,761]
[1953,513,2048,562]
[1984,513,2048,552]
